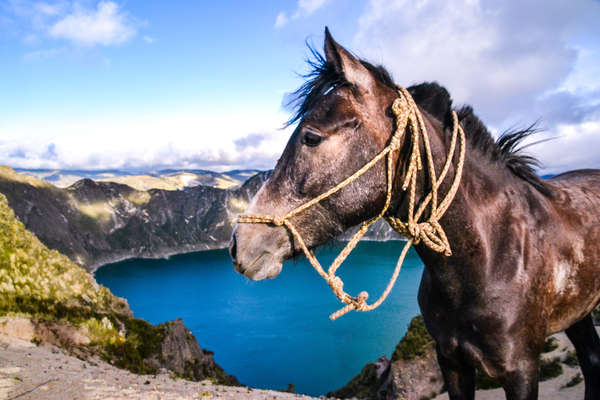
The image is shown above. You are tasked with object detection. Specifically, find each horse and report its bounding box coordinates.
[229,28,600,400]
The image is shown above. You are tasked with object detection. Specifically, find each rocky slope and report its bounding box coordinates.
[0,192,236,385]
[0,166,398,272]
[328,316,443,400]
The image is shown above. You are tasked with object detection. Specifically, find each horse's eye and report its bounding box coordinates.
[302,130,323,147]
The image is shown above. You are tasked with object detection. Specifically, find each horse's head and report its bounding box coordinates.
[231,28,400,280]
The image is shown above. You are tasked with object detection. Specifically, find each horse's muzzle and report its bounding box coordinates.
[230,227,286,280]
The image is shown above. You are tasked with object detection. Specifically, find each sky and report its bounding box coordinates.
[0,0,599,174]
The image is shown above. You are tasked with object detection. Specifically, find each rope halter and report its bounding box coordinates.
[237,86,466,320]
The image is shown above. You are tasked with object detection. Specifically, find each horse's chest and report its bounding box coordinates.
[434,327,489,368]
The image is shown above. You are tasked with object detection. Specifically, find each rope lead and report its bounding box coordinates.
[237,86,466,320]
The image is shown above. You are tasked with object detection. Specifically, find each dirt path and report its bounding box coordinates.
[0,333,319,400]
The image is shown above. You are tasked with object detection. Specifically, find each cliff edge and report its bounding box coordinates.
[0,192,236,387]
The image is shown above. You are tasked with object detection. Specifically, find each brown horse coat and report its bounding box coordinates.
[231,29,600,400]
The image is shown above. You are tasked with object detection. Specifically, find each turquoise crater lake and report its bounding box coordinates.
[95,241,424,396]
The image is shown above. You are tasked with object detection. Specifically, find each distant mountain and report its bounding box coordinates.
[0,166,399,272]
[15,168,262,191]
[0,166,268,271]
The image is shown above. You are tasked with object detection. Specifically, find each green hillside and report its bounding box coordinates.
[0,193,234,384]
[0,192,129,320]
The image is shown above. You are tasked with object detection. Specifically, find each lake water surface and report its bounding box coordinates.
[95,241,424,396]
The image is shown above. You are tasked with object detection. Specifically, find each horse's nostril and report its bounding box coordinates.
[229,235,238,262]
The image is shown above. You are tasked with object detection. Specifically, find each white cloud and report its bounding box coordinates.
[353,0,599,122]
[6,1,139,49]
[275,0,329,28]
[0,107,291,171]
[5,0,600,175]
[296,0,329,15]
[351,0,600,173]
[8,0,67,30]
[142,35,154,44]
[48,1,135,46]
[529,122,600,175]
[274,12,288,28]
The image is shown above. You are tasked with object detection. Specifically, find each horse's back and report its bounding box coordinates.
[544,169,600,333]
[548,169,600,218]
[549,168,600,185]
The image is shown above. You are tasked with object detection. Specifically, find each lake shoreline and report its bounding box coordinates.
[91,238,409,274]
[96,241,423,396]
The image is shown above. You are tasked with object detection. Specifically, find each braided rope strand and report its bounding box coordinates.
[237,87,466,320]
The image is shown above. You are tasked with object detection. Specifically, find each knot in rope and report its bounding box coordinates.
[272,217,285,227]
[354,291,369,310]
[408,222,421,241]
[237,86,466,320]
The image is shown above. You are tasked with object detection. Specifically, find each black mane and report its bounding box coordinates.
[409,82,552,197]
[287,48,552,197]
[286,44,396,127]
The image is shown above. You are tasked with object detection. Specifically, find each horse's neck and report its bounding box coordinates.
[390,110,517,275]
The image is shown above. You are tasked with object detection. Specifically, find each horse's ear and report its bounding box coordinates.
[324,27,374,89]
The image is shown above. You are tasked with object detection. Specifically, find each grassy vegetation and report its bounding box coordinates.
[126,191,151,206]
[0,193,225,380]
[0,193,128,319]
[101,317,165,374]
[0,166,51,188]
[563,351,579,367]
[96,172,241,191]
[328,362,381,399]
[563,373,583,388]
[391,315,435,362]
[0,193,235,384]
[542,337,559,353]
[539,357,563,381]
[330,315,438,399]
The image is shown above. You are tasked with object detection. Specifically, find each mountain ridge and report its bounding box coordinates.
[15,167,261,191]
[0,166,399,272]
[0,166,270,271]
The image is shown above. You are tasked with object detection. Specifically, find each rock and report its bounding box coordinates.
[383,347,443,400]
[327,356,390,399]
[328,352,443,400]
[0,317,36,342]
[329,316,443,400]
[33,320,92,347]
[157,318,238,385]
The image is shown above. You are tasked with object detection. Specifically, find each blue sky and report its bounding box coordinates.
[1,0,599,173]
